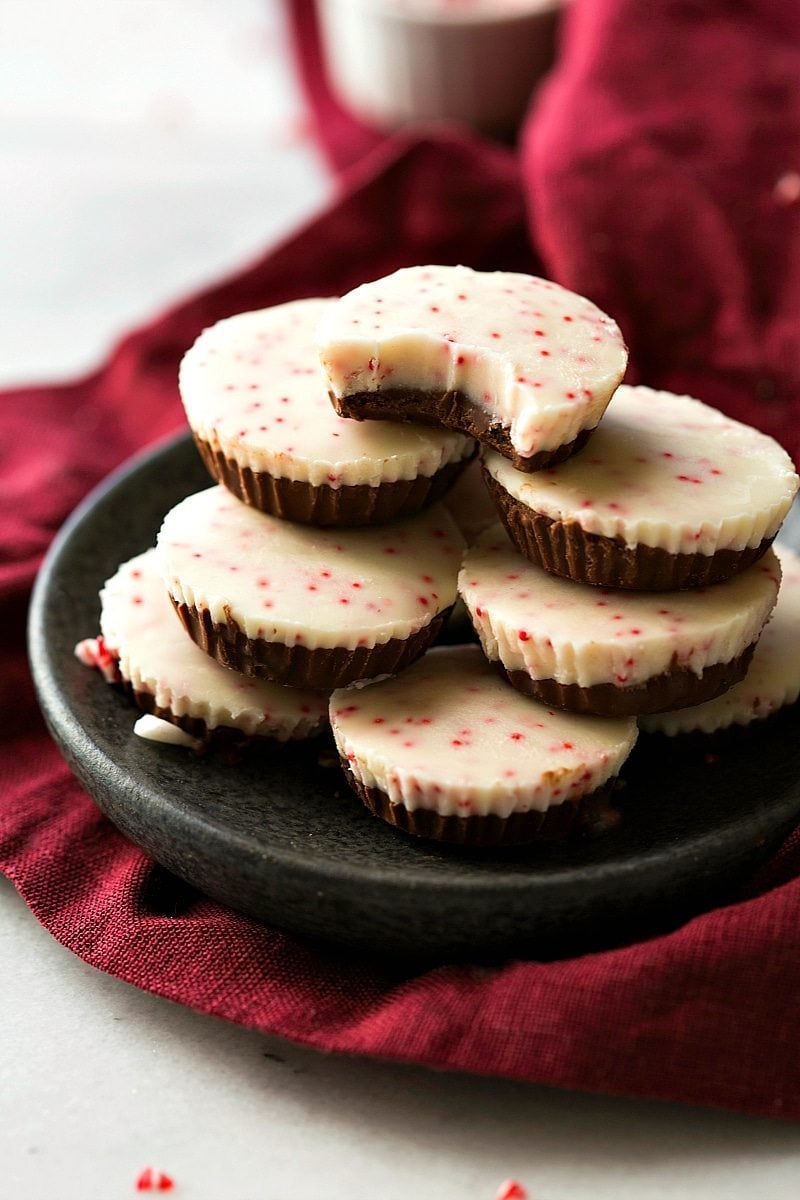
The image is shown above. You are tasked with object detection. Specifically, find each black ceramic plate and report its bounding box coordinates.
[29,432,800,962]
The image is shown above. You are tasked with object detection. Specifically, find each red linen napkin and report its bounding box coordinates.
[3,0,800,1126]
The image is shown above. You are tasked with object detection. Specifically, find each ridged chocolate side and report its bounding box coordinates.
[130,689,248,749]
[172,600,454,690]
[483,467,775,590]
[194,435,476,527]
[331,388,594,473]
[501,642,757,717]
[340,758,617,846]
[129,688,323,748]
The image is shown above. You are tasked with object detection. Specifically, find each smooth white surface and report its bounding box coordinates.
[4,877,800,1200]
[4,1,800,1195]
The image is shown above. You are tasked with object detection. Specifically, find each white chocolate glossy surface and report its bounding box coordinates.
[158,487,465,651]
[330,645,637,816]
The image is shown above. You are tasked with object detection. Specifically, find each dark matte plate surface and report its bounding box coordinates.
[29,432,800,962]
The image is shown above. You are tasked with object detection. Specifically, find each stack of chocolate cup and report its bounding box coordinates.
[82,262,799,846]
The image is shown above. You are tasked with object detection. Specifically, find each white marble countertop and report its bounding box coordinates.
[4,2,800,1195]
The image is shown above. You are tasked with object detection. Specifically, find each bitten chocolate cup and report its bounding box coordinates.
[317,264,627,473]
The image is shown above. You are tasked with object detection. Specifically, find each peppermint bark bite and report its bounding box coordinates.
[641,545,800,735]
[84,549,328,745]
[157,487,465,690]
[459,527,781,717]
[317,265,627,472]
[330,645,637,845]
[180,299,475,526]
[483,386,799,589]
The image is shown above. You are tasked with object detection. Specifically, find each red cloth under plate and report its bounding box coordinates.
[3,0,800,1121]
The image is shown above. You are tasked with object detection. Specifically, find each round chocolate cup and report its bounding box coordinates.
[331,387,594,473]
[194,435,476,527]
[339,758,618,846]
[172,599,454,691]
[483,467,776,590]
[499,642,757,718]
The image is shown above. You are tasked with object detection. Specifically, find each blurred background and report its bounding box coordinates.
[0,0,329,389]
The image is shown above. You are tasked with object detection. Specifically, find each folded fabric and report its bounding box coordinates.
[3,0,800,1126]
[522,0,800,467]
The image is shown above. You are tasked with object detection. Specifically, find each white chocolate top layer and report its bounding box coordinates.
[641,544,800,734]
[158,487,465,651]
[459,526,781,688]
[330,644,637,817]
[317,265,627,458]
[484,386,799,555]
[180,299,473,488]
[99,549,328,739]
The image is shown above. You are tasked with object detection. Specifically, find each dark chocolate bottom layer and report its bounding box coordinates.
[129,688,319,750]
[483,467,775,590]
[331,387,594,473]
[501,642,757,717]
[340,757,617,846]
[172,600,453,690]
[194,435,476,526]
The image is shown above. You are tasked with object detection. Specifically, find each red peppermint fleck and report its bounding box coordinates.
[518,630,530,640]
[510,732,524,741]
[418,596,430,606]
[136,1168,174,1192]
[451,739,464,747]
[373,717,385,724]
[562,741,574,749]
